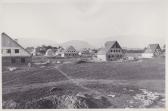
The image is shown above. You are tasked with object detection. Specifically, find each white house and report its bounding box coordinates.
[142,44,162,58]
[1,32,32,65]
[55,49,65,57]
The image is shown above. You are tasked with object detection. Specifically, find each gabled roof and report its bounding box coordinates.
[105,41,121,51]
[145,44,161,53]
[1,32,31,56]
[65,45,77,52]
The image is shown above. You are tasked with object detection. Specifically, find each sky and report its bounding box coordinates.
[1,0,167,48]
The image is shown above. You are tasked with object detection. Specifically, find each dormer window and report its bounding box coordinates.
[15,49,19,53]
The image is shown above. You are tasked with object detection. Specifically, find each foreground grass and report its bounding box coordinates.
[2,57,165,108]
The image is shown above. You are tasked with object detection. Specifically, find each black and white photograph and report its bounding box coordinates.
[1,0,167,109]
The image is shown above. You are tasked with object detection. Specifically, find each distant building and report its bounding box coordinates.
[45,49,55,57]
[79,48,92,57]
[142,44,162,58]
[64,45,79,57]
[97,41,124,61]
[55,49,65,57]
[26,47,37,56]
[1,33,32,66]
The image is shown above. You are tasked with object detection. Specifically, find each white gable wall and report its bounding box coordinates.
[2,47,31,57]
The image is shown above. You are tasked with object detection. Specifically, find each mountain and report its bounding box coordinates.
[17,38,59,48]
[87,35,165,49]
[61,40,94,50]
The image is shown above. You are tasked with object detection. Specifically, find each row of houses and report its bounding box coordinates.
[1,33,165,66]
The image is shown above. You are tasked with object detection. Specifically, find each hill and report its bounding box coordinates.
[61,40,94,50]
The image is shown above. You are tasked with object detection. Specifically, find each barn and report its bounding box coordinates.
[142,44,162,58]
[97,41,124,61]
[64,45,79,58]
[1,33,32,66]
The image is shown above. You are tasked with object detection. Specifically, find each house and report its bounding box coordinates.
[97,41,124,61]
[79,48,92,57]
[55,49,65,57]
[142,44,162,58]
[64,45,79,57]
[1,33,32,66]
[45,49,55,57]
[26,47,37,56]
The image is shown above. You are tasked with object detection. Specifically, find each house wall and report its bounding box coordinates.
[97,54,106,61]
[2,47,30,57]
[2,56,32,66]
[106,48,123,61]
[64,52,79,57]
[153,49,162,56]
[141,53,153,58]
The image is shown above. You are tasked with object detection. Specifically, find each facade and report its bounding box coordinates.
[1,33,32,66]
[55,49,65,57]
[142,44,162,58]
[64,46,79,58]
[79,48,92,57]
[97,41,124,61]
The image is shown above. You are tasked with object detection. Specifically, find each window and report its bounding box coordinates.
[11,58,16,63]
[111,50,113,52]
[15,49,19,53]
[21,58,26,63]
[7,49,11,53]
[112,55,114,57]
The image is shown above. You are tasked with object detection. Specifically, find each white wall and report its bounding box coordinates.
[97,55,106,61]
[141,53,153,58]
[2,47,30,57]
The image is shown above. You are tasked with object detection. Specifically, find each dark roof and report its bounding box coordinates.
[105,41,122,51]
[105,41,117,51]
[65,45,77,52]
[145,44,161,53]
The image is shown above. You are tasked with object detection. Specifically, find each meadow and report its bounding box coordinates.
[2,57,165,108]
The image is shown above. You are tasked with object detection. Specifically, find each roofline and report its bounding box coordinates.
[1,32,32,56]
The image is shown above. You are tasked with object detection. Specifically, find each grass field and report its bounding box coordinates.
[60,58,165,80]
[2,57,165,108]
[2,67,68,86]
